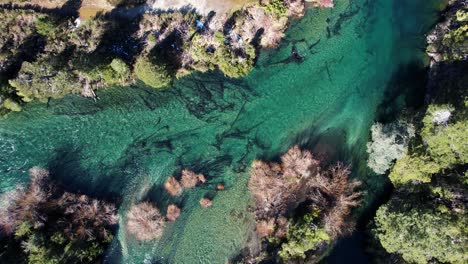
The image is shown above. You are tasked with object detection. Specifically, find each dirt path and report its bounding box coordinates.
[149,0,256,15]
[0,0,256,21]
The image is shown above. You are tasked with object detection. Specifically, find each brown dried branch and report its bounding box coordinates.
[200,198,212,208]
[166,204,181,222]
[126,202,165,241]
[164,176,183,196]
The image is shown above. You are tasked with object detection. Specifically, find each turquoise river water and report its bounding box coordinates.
[0,0,445,263]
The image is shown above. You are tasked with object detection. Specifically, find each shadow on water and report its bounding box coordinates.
[320,64,432,264]
[47,144,122,200]
[375,61,429,123]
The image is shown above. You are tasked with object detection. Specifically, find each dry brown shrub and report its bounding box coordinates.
[321,164,362,238]
[166,204,181,222]
[0,167,118,240]
[29,166,49,184]
[198,174,206,183]
[199,198,212,208]
[275,216,289,238]
[248,160,284,219]
[310,0,334,8]
[281,145,319,182]
[256,218,276,238]
[9,167,52,229]
[59,193,118,240]
[164,176,183,196]
[180,169,202,188]
[284,0,305,17]
[126,202,165,241]
[237,5,287,48]
[248,146,362,239]
[0,187,25,235]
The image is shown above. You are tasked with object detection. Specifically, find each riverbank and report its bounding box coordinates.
[0,0,332,115]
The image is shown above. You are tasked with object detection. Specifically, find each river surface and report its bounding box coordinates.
[0,0,444,263]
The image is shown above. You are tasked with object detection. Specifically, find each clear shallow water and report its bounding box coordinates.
[0,0,444,263]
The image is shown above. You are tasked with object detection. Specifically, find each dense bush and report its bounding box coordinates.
[374,6,468,261]
[134,57,172,89]
[441,9,468,61]
[375,194,467,264]
[278,210,330,260]
[35,15,57,39]
[389,103,467,185]
[9,58,79,102]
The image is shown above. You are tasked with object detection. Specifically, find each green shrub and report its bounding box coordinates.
[9,59,79,103]
[110,58,130,80]
[2,98,22,112]
[375,204,467,264]
[134,57,171,88]
[216,44,255,78]
[35,15,57,39]
[264,0,287,18]
[389,153,439,185]
[388,104,467,185]
[279,211,330,260]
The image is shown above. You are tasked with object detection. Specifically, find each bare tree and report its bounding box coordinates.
[126,202,165,241]
[248,146,362,240]
[164,176,183,196]
[166,204,181,222]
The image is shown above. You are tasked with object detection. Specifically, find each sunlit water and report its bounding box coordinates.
[0,0,444,263]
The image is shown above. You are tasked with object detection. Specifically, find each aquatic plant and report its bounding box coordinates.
[166,204,181,222]
[164,176,183,196]
[126,202,166,241]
